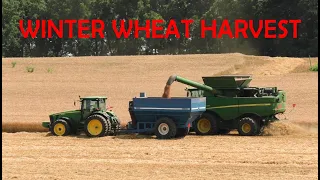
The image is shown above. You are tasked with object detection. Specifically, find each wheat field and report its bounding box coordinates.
[2,54,318,179]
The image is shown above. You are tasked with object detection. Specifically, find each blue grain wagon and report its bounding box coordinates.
[121,93,206,139]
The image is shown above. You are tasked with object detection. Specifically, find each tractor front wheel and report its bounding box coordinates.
[154,117,177,139]
[51,119,70,136]
[237,117,259,136]
[85,115,110,137]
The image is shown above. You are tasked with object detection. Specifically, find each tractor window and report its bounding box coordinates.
[90,101,98,110]
[99,99,106,110]
[82,100,99,111]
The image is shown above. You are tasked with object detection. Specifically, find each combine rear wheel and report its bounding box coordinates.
[237,117,259,136]
[51,119,70,136]
[194,113,219,135]
[85,114,110,137]
[154,117,177,139]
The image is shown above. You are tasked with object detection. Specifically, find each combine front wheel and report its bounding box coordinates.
[237,117,259,136]
[194,113,219,135]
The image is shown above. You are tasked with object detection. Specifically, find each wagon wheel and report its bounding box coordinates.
[237,117,260,136]
[51,119,70,136]
[154,117,177,139]
[84,114,110,137]
[194,113,219,135]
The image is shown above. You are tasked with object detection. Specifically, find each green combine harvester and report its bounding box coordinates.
[164,75,286,136]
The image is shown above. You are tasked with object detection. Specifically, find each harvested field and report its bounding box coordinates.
[2,132,318,180]
[2,54,318,179]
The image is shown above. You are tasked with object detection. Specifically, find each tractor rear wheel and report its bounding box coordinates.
[237,117,259,136]
[194,113,219,135]
[51,119,70,136]
[175,127,190,138]
[108,117,122,136]
[154,117,177,139]
[85,114,110,137]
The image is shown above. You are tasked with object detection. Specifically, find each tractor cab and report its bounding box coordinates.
[80,96,107,112]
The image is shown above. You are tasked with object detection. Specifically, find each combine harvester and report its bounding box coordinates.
[163,75,287,136]
[42,93,206,139]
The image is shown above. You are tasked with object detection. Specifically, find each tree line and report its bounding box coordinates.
[2,0,318,57]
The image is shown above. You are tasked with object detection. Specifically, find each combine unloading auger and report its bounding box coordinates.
[162,75,221,98]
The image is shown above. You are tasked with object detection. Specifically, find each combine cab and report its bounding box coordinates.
[164,75,286,136]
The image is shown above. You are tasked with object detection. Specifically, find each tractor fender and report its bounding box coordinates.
[106,111,116,117]
[58,117,73,127]
[105,111,121,124]
[51,117,74,133]
[90,112,110,119]
[91,112,120,126]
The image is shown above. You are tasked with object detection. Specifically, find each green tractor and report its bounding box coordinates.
[165,75,286,136]
[42,96,120,137]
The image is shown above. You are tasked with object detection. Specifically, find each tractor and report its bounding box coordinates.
[42,96,120,137]
[163,75,286,136]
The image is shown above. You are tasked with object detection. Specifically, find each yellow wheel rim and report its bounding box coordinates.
[87,119,103,136]
[197,118,211,133]
[242,123,251,133]
[54,123,66,136]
